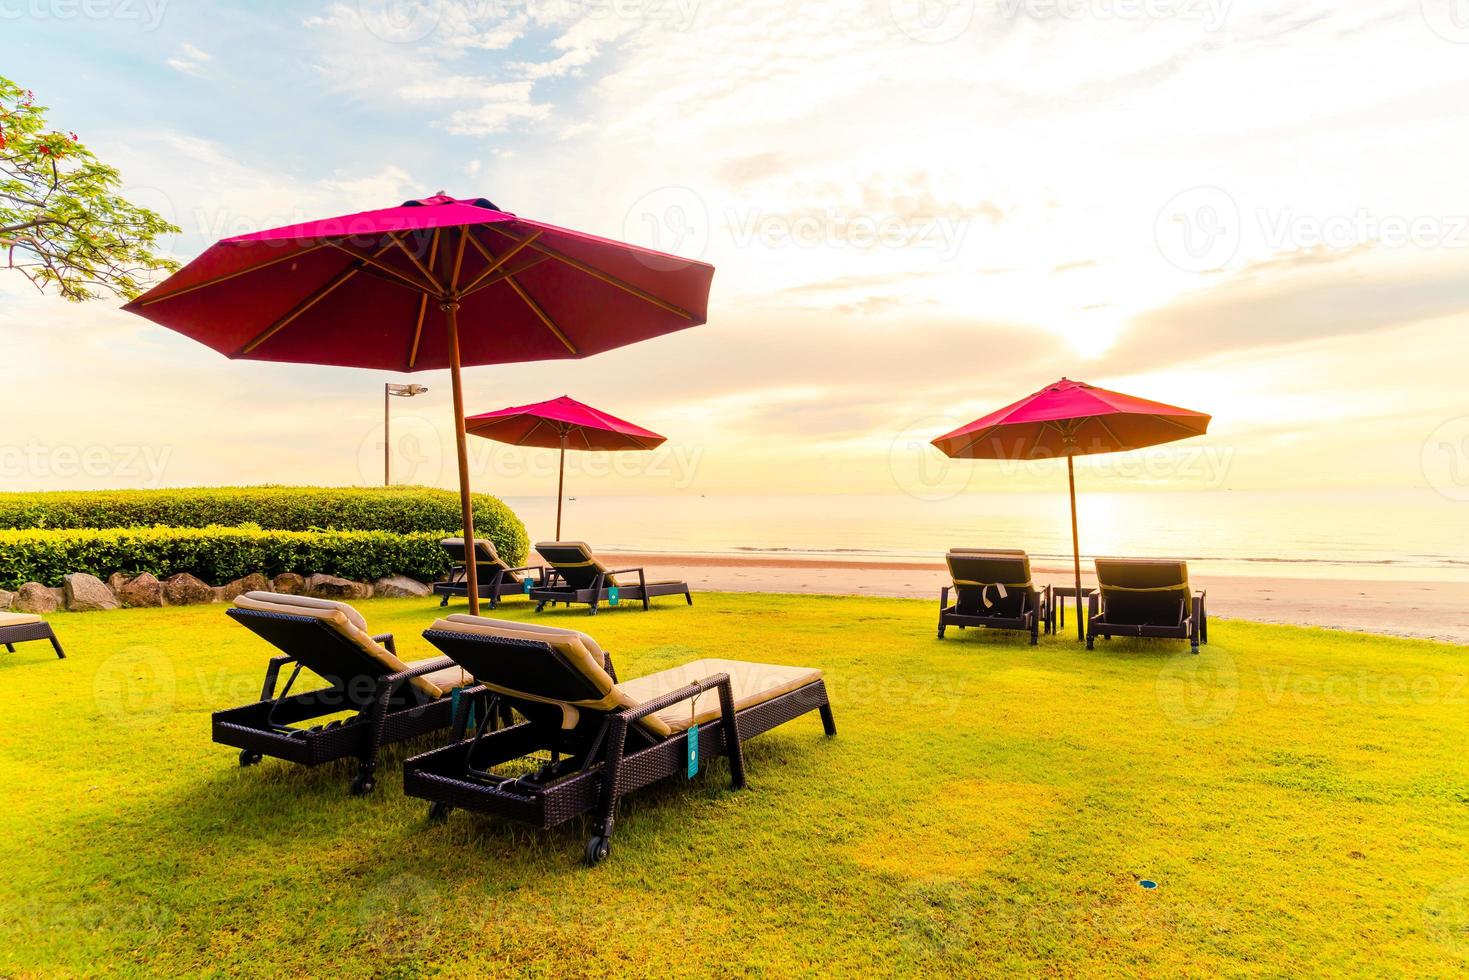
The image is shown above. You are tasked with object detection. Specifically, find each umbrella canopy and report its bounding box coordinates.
[124,194,713,613]
[932,378,1210,639]
[466,395,666,538]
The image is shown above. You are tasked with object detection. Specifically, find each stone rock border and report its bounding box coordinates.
[1,570,434,612]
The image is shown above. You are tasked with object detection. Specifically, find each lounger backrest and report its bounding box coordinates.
[536,541,619,589]
[1094,559,1191,626]
[230,592,449,701]
[946,550,1033,617]
[440,537,519,584]
[423,615,671,736]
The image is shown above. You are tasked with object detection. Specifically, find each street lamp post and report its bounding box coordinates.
[384,383,429,485]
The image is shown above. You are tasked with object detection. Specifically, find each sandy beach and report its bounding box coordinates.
[579,551,1469,645]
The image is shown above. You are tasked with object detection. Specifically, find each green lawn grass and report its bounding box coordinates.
[2,594,1467,977]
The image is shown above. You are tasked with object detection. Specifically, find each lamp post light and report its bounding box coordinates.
[384,383,429,485]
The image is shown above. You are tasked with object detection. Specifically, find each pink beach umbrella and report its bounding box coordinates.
[466,395,666,539]
[123,194,713,614]
[932,378,1211,640]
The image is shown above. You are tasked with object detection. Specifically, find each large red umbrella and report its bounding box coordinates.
[123,194,713,613]
[931,378,1210,639]
[466,394,666,539]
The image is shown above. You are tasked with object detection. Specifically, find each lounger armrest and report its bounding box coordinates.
[371,632,398,655]
[940,584,951,607]
[365,654,461,747]
[261,653,296,701]
[621,673,733,724]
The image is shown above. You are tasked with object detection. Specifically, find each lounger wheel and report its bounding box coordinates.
[584,836,611,867]
[350,773,376,796]
[238,749,263,767]
[427,801,453,823]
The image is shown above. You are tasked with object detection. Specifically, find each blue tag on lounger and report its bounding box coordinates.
[609,586,620,607]
[523,579,532,594]
[686,724,699,778]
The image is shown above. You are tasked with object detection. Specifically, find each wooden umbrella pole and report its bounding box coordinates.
[443,300,480,616]
[1067,453,1083,642]
[556,431,567,540]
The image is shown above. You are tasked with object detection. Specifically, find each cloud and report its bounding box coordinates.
[166,42,212,75]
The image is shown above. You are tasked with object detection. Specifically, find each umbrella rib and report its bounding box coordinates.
[136,244,326,307]
[238,241,396,356]
[326,240,436,294]
[449,227,470,291]
[504,276,579,354]
[459,254,551,299]
[459,229,542,295]
[389,233,445,295]
[485,226,697,321]
[1093,415,1124,451]
[407,229,442,370]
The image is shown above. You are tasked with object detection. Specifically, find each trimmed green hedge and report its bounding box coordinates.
[0,485,527,566]
[0,527,458,590]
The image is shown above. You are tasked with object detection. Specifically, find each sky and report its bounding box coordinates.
[3,0,1469,501]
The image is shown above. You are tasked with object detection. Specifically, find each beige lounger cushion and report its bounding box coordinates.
[618,659,823,734]
[432,617,819,737]
[535,540,624,585]
[235,592,467,699]
[440,537,516,580]
[0,612,43,628]
[429,615,638,729]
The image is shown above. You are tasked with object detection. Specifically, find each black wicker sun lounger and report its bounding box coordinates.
[0,613,65,659]
[432,537,545,609]
[402,615,835,866]
[937,549,1053,645]
[1087,558,1208,654]
[529,541,692,615]
[215,592,474,794]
